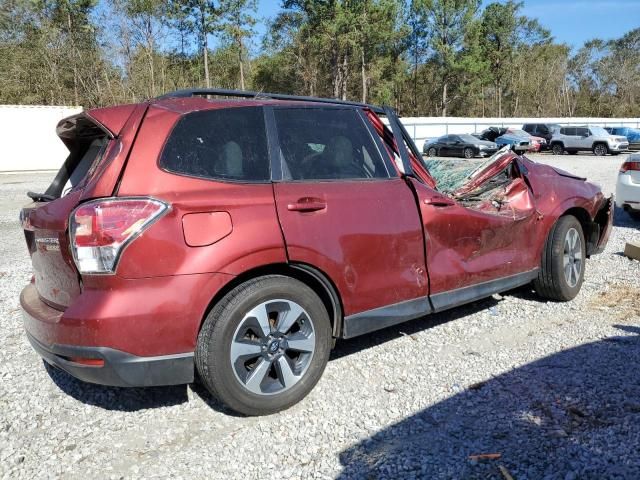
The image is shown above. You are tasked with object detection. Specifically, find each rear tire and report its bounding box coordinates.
[534,215,586,301]
[463,147,474,159]
[196,275,332,416]
[593,143,608,156]
[552,143,564,155]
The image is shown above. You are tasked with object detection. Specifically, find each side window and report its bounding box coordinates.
[562,127,576,136]
[579,128,590,136]
[160,107,269,181]
[274,108,389,181]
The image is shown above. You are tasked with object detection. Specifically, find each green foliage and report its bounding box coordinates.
[0,0,638,118]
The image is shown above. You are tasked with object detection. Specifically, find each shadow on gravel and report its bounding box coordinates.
[331,296,500,361]
[614,205,639,229]
[44,361,248,416]
[44,362,190,412]
[338,325,640,479]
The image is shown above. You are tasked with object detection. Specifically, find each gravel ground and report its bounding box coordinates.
[1,153,639,480]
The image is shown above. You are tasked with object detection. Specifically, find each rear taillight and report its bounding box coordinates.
[69,197,169,274]
[620,161,640,173]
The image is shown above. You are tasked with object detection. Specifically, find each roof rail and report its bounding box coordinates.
[157,88,384,113]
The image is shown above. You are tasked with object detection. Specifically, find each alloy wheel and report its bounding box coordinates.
[563,227,583,288]
[230,299,315,396]
[428,147,437,157]
[594,144,607,156]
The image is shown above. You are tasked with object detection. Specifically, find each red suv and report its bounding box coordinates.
[20,89,613,415]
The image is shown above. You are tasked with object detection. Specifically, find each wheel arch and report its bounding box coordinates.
[561,206,600,257]
[199,263,344,339]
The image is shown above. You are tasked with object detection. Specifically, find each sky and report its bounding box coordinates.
[254,0,640,50]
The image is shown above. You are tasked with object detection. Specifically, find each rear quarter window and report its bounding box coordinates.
[160,107,270,182]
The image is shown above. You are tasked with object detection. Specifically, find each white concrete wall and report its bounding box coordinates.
[400,116,640,147]
[1,106,640,172]
[0,105,83,172]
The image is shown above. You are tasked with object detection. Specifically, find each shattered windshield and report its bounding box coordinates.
[422,146,512,193]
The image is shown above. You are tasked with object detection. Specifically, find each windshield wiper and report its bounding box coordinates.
[27,191,56,202]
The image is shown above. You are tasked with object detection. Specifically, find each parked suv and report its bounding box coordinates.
[550,126,629,156]
[522,123,561,147]
[20,89,613,416]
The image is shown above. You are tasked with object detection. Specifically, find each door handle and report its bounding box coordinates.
[287,199,327,212]
[424,196,455,207]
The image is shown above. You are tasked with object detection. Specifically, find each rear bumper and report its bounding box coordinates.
[25,330,193,387]
[20,271,233,386]
[616,174,640,209]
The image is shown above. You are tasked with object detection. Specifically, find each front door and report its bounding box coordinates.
[271,106,427,322]
[409,173,539,311]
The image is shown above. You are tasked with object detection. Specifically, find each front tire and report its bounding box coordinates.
[552,143,564,155]
[427,147,437,157]
[534,215,586,301]
[593,143,608,156]
[196,275,332,416]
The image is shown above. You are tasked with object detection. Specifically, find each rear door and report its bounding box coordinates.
[440,135,456,156]
[271,106,427,319]
[577,127,591,149]
[562,127,577,149]
[449,135,464,156]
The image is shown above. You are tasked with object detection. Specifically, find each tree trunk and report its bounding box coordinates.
[441,82,447,117]
[201,11,210,88]
[238,38,245,90]
[341,53,349,100]
[67,12,79,106]
[361,48,367,103]
[332,47,340,99]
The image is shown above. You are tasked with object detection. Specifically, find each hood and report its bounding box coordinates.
[550,166,586,181]
[614,135,629,143]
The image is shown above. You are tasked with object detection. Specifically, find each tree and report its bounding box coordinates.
[478,0,551,116]
[412,0,480,116]
[220,0,256,89]
[170,0,219,87]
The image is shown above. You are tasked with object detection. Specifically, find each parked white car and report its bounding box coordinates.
[616,153,640,220]
[550,126,629,156]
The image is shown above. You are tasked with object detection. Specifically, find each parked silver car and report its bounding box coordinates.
[550,126,629,156]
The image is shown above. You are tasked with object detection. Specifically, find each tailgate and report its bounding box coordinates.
[20,111,127,309]
[22,192,84,308]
